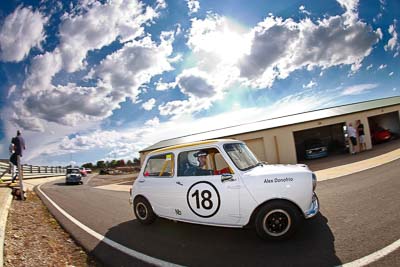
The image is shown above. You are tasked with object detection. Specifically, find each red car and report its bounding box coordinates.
[371,126,391,144]
[79,167,88,177]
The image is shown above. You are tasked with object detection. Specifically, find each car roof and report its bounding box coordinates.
[149,139,243,155]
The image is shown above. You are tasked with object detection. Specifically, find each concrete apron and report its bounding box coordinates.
[0,187,12,267]
[315,148,400,181]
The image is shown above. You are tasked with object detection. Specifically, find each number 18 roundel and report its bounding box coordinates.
[187,181,221,218]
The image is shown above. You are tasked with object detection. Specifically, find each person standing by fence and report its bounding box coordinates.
[9,137,18,183]
[12,130,26,200]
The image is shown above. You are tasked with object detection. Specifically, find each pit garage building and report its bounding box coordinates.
[140,97,400,165]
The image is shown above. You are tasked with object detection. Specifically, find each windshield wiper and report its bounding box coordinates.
[243,162,263,171]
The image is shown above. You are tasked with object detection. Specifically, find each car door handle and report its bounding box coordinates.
[176,181,183,186]
[138,179,145,183]
[221,174,235,182]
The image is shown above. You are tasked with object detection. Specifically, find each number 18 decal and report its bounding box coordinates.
[187,181,220,218]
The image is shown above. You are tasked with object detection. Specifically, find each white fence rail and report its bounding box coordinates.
[0,161,66,181]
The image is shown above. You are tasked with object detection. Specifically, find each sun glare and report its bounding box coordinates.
[212,19,249,64]
[191,17,250,65]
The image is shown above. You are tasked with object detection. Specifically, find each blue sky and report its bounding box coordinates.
[0,0,399,166]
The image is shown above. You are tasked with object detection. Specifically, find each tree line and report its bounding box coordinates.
[81,158,140,169]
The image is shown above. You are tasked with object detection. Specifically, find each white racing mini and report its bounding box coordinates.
[130,139,319,240]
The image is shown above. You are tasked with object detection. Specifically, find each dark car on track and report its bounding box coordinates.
[66,168,83,185]
[304,139,328,159]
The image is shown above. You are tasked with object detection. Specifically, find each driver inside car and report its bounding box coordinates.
[183,150,231,176]
[184,150,213,176]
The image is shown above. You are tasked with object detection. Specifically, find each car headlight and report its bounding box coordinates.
[312,173,317,191]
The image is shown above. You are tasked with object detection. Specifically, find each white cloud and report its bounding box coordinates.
[6,88,339,165]
[0,6,47,62]
[177,68,216,98]
[302,80,317,89]
[158,97,212,119]
[187,0,200,15]
[56,129,148,161]
[45,127,155,162]
[7,85,16,98]
[162,2,381,118]
[142,98,156,111]
[58,0,157,73]
[366,64,373,70]
[15,32,176,129]
[23,49,63,94]
[336,0,359,13]
[10,83,121,131]
[145,117,160,127]
[54,90,336,160]
[170,15,248,115]
[155,78,176,91]
[156,0,167,10]
[341,83,378,95]
[336,0,359,24]
[0,114,100,164]
[299,5,311,16]
[384,20,399,55]
[95,33,174,99]
[239,13,382,88]
[389,72,394,76]
[12,1,173,132]
[378,64,387,70]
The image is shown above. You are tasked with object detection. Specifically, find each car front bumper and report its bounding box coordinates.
[305,151,328,159]
[66,176,82,183]
[304,193,319,219]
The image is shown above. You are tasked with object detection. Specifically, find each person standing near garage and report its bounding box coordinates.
[12,130,26,200]
[357,120,366,152]
[348,123,357,155]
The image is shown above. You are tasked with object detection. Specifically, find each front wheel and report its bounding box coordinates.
[255,201,301,240]
[134,197,156,225]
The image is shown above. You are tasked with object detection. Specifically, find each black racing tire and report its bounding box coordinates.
[255,200,301,241]
[134,197,156,225]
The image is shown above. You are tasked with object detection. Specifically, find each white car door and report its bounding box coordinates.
[139,153,177,218]
[171,148,241,226]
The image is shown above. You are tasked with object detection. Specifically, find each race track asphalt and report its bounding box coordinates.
[37,159,400,267]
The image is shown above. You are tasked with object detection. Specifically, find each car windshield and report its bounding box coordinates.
[67,169,80,174]
[223,143,260,171]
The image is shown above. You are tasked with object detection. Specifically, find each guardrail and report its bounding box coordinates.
[0,161,66,181]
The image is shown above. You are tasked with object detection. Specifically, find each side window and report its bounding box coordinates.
[143,153,174,177]
[214,153,230,171]
[178,148,232,177]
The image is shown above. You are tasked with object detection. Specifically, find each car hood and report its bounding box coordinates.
[242,163,310,177]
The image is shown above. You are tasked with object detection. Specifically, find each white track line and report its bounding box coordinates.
[38,184,400,267]
[339,239,400,267]
[37,184,183,267]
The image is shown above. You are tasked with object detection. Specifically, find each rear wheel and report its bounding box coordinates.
[255,201,301,240]
[134,197,156,225]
